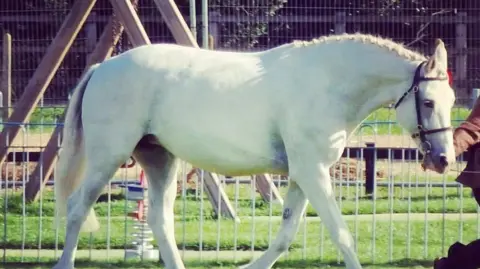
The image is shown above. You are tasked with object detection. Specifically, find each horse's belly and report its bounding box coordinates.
[179,146,275,176]
[154,127,285,176]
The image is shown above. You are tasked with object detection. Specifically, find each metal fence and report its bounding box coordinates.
[0,0,479,268]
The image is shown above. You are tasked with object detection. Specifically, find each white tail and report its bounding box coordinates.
[54,64,100,233]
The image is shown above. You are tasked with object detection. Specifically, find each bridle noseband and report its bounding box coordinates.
[393,62,452,154]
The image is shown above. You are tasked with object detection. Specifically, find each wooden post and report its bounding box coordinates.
[364,142,376,195]
[455,12,467,91]
[1,33,12,121]
[254,174,283,205]
[151,0,199,48]
[0,0,97,167]
[24,9,128,202]
[108,0,149,46]
[208,35,214,50]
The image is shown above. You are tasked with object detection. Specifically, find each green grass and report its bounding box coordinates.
[29,107,64,126]
[1,216,477,268]
[1,179,479,251]
[1,183,477,268]
[1,176,479,219]
[0,107,64,133]
[3,213,480,252]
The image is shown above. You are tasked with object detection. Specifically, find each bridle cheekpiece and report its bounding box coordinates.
[393,62,452,155]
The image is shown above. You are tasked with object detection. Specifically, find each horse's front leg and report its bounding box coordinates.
[240,181,308,269]
[286,143,362,269]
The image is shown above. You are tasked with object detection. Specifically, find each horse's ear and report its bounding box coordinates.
[426,39,448,74]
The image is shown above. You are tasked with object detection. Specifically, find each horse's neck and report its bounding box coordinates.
[327,48,421,132]
[266,41,423,134]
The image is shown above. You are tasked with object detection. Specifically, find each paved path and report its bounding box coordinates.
[36,213,480,222]
[1,249,263,261]
[182,213,480,222]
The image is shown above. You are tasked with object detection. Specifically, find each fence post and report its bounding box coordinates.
[334,12,346,34]
[365,142,376,195]
[209,12,220,49]
[1,32,12,122]
[470,88,479,110]
[85,11,98,53]
[455,12,467,94]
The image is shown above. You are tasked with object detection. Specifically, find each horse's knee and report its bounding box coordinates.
[66,187,97,222]
[147,211,171,241]
[146,210,157,226]
[147,210,165,229]
[66,191,82,216]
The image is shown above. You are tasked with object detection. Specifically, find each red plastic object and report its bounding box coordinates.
[447,70,453,86]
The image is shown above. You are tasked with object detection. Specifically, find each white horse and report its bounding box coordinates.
[52,33,455,269]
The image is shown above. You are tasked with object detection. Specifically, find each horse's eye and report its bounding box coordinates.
[424,100,435,109]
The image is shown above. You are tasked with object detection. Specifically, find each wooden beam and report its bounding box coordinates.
[254,174,283,205]
[1,32,12,121]
[151,0,198,47]
[108,0,149,46]
[196,170,239,222]
[0,0,97,167]
[24,10,129,202]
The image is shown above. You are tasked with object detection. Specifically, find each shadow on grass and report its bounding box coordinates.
[96,192,127,203]
[1,258,434,268]
[339,193,466,202]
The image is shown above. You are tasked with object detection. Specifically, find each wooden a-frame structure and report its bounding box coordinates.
[0,0,282,220]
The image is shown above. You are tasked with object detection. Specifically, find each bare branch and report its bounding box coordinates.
[406,8,454,47]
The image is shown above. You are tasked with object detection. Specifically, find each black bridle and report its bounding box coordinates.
[393,62,452,154]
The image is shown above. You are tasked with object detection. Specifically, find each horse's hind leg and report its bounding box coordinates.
[132,140,184,269]
[53,138,140,269]
[241,181,308,269]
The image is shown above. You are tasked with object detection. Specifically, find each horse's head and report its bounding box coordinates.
[394,39,455,174]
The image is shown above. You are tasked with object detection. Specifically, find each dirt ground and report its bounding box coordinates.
[1,133,462,183]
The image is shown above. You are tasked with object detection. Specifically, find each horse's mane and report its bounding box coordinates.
[292,33,427,62]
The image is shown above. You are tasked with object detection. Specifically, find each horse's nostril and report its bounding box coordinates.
[439,154,449,167]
